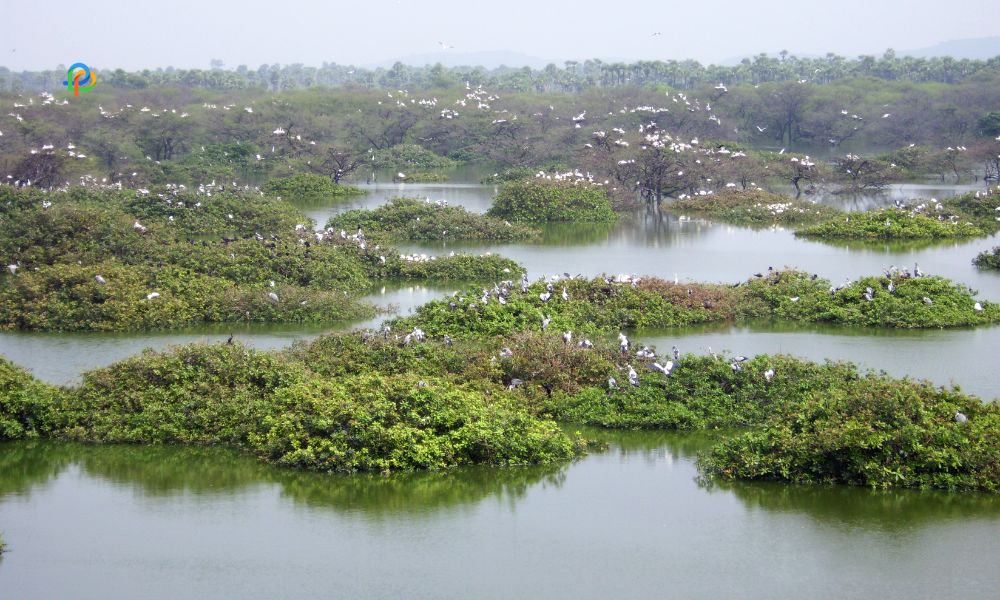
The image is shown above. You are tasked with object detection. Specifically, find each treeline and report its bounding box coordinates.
[3,50,999,93]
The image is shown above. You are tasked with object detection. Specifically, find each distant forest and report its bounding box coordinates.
[3,50,1000,93]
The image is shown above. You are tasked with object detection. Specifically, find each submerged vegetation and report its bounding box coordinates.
[487,180,618,223]
[326,197,540,241]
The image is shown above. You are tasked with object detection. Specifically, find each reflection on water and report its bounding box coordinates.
[2,436,999,599]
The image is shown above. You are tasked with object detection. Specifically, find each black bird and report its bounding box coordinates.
[226,333,234,345]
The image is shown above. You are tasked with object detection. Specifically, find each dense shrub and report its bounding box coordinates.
[392,270,998,336]
[0,357,64,440]
[666,189,840,226]
[701,376,1000,492]
[796,208,986,239]
[973,246,1000,269]
[371,144,456,170]
[54,343,578,473]
[487,180,617,222]
[327,197,540,241]
[262,173,365,203]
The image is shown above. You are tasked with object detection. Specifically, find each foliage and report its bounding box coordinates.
[392,270,999,336]
[327,197,540,240]
[973,246,1000,269]
[371,144,456,170]
[796,208,986,239]
[395,171,450,182]
[0,261,375,331]
[261,173,365,203]
[385,253,525,280]
[0,357,64,440]
[700,375,1000,492]
[54,343,578,473]
[488,180,617,222]
[666,189,841,226]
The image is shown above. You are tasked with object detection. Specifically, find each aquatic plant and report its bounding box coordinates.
[262,173,365,203]
[701,374,1000,492]
[973,246,1000,270]
[327,197,540,241]
[370,145,456,170]
[665,189,840,226]
[796,207,986,239]
[0,357,64,440]
[56,343,578,473]
[487,180,617,222]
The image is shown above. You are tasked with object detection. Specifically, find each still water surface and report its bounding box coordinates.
[2,180,999,598]
[2,433,999,599]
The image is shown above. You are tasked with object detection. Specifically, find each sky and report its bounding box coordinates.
[4,0,999,71]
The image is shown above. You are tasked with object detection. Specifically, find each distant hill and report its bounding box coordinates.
[369,50,554,70]
[901,36,1000,60]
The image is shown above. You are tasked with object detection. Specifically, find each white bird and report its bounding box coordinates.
[974,302,983,312]
[649,361,674,376]
[627,365,639,387]
[146,292,160,300]
[608,376,618,390]
[133,221,147,233]
[539,292,551,302]
[541,315,551,330]
[923,297,933,306]
[94,275,107,285]
[954,411,968,424]
[562,331,572,344]
[268,292,280,303]
[764,368,775,382]
[561,287,569,301]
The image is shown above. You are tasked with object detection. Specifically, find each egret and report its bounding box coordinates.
[507,378,524,390]
[541,315,551,330]
[562,331,572,345]
[974,302,983,312]
[628,365,639,387]
[764,368,775,382]
[94,275,107,285]
[146,292,161,300]
[649,361,674,376]
[608,376,618,390]
[955,411,968,424]
[6,264,17,275]
[923,297,933,306]
[268,292,280,303]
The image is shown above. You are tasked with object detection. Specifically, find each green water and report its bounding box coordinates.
[1,434,998,599]
[2,180,1000,598]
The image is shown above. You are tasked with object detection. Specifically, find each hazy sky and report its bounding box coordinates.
[5,0,999,70]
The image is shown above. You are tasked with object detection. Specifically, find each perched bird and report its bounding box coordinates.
[731,362,742,372]
[94,274,107,285]
[628,365,640,387]
[6,264,17,275]
[500,347,513,358]
[954,411,968,424]
[923,297,933,306]
[562,331,572,345]
[672,345,680,361]
[764,368,775,382]
[608,376,618,390]
[507,378,524,390]
[541,315,551,331]
[649,361,674,376]
[444,335,453,346]
[146,292,160,300]
[268,292,280,303]
[974,302,983,312]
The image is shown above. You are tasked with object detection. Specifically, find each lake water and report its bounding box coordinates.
[2,180,999,598]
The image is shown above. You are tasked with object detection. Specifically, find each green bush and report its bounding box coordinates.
[700,375,1000,492]
[796,207,986,239]
[371,144,456,170]
[973,246,1000,269]
[54,343,577,473]
[666,189,840,226]
[327,197,540,241]
[262,173,365,203]
[487,180,617,222]
[0,357,64,440]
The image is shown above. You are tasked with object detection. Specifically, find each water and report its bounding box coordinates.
[2,436,998,599]
[3,180,1000,597]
